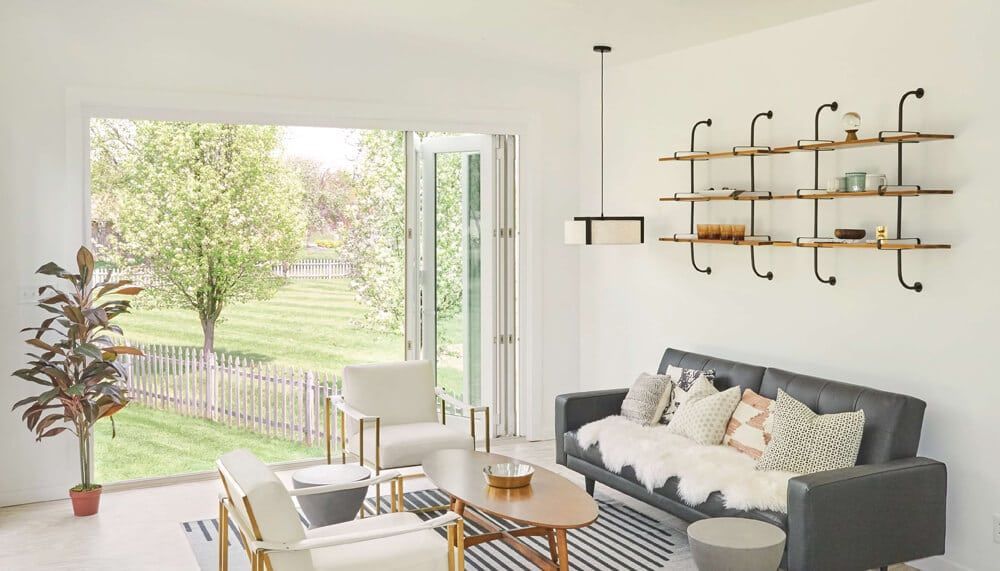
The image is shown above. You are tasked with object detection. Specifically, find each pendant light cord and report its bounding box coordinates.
[600,48,605,217]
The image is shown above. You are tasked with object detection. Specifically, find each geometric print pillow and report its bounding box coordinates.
[619,372,674,426]
[723,388,776,460]
[664,385,742,445]
[659,365,715,424]
[755,390,866,474]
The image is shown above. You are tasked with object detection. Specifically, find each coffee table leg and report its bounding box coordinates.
[555,529,569,571]
[546,530,558,563]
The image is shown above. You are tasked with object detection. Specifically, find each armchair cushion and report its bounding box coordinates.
[306,512,448,571]
[342,361,438,429]
[348,422,474,469]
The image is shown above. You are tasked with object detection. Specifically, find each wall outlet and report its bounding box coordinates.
[994,513,1000,544]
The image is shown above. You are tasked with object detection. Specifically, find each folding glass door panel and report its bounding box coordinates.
[404,133,518,436]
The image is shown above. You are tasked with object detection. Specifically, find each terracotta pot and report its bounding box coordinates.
[69,486,102,517]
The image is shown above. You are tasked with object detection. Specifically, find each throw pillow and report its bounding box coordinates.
[620,373,673,425]
[664,386,742,445]
[659,365,715,424]
[755,390,866,474]
[723,388,776,460]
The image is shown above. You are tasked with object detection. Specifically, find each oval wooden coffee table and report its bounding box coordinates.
[423,449,598,571]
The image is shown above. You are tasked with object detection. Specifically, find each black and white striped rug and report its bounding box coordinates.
[182,488,692,570]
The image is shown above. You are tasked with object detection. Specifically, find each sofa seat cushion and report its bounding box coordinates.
[348,422,473,469]
[302,512,448,571]
[564,431,787,530]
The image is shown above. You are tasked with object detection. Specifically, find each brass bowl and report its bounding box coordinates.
[483,463,534,489]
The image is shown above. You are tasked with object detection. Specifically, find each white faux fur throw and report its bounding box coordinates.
[576,415,799,513]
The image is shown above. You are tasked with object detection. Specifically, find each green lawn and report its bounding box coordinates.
[115,279,406,377]
[94,404,324,482]
[96,278,465,482]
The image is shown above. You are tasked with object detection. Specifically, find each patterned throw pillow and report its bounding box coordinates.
[664,386,742,445]
[755,390,866,474]
[660,365,715,424]
[723,389,776,459]
[620,373,673,425]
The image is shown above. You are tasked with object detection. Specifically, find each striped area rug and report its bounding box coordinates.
[182,488,692,570]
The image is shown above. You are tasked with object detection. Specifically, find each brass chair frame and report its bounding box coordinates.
[324,388,490,517]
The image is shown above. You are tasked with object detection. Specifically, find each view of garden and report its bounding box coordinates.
[89,119,469,482]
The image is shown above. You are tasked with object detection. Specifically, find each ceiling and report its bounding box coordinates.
[219,0,873,72]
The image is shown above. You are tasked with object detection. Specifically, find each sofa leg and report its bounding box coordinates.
[880,567,888,571]
[584,477,595,497]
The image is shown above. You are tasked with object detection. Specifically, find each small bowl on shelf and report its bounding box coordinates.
[834,228,867,240]
[483,463,534,489]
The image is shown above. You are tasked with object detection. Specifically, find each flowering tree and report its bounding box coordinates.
[107,121,306,354]
[341,131,464,332]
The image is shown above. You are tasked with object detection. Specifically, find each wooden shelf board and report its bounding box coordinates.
[660,189,953,202]
[659,132,953,162]
[660,237,792,247]
[658,148,788,162]
[775,189,953,200]
[789,241,950,250]
[774,133,954,153]
[660,192,776,202]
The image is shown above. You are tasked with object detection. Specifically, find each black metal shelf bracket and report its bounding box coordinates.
[886,88,926,292]
[748,111,774,280]
[806,101,839,286]
[686,119,712,275]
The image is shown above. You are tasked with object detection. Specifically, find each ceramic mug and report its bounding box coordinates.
[845,172,866,192]
[865,173,887,191]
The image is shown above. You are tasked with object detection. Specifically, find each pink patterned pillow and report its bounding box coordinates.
[723,388,776,459]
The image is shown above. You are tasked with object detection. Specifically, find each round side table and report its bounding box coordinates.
[687,517,786,571]
[291,464,371,528]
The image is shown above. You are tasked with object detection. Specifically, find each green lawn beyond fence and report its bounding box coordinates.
[95,278,463,482]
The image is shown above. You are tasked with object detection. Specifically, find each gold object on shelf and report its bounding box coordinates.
[876,225,888,241]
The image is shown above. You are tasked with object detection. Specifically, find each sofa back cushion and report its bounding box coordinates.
[658,348,765,394]
[759,368,925,465]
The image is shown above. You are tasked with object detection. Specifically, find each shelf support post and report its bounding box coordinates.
[748,111,774,280]
[811,101,839,286]
[891,88,926,293]
[687,119,712,275]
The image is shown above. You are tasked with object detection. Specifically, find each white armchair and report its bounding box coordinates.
[216,449,464,571]
[324,361,490,514]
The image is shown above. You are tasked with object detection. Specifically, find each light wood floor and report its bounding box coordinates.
[0,438,913,570]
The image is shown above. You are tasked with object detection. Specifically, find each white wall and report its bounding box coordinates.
[576,0,998,569]
[0,0,580,506]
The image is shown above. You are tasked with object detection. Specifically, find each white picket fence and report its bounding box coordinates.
[123,342,336,445]
[272,259,353,279]
[95,259,353,285]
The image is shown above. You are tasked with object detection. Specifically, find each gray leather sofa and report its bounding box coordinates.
[555,348,947,571]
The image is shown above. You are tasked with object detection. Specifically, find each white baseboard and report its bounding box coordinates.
[909,555,975,571]
[0,484,73,508]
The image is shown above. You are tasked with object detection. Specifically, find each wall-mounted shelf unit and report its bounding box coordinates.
[658,88,954,292]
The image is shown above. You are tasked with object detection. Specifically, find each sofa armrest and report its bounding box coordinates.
[786,456,946,571]
[554,389,627,465]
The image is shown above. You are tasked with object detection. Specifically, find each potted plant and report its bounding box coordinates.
[11,247,143,516]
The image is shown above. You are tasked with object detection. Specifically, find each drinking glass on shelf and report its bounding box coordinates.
[733,224,746,240]
[720,225,734,240]
[707,224,721,239]
[697,224,709,239]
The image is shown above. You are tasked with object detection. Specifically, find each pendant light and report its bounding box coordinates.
[564,45,644,245]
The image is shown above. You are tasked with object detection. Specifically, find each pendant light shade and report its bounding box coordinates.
[565,45,644,246]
